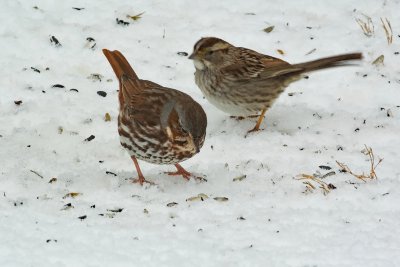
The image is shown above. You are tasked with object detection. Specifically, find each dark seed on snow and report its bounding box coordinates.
[84,135,95,142]
[167,202,178,207]
[354,128,360,132]
[69,88,79,92]
[14,100,23,105]
[72,7,85,10]
[90,205,96,208]
[328,183,337,189]
[319,165,331,170]
[106,171,117,176]
[86,37,95,42]
[78,215,87,220]
[52,84,65,88]
[107,208,123,213]
[116,18,130,25]
[31,67,40,73]
[50,36,61,47]
[237,216,246,220]
[177,52,188,56]
[97,91,107,97]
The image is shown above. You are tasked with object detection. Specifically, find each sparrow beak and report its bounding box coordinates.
[188,53,196,60]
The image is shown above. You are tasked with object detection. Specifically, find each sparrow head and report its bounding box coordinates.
[161,98,207,154]
[189,37,233,70]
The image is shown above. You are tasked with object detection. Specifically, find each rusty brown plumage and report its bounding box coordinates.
[103,49,207,185]
[189,37,362,133]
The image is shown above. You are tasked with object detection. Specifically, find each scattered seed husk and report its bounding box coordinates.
[104,113,111,121]
[107,208,123,213]
[61,203,74,211]
[167,202,178,207]
[58,126,63,134]
[186,193,209,202]
[177,52,188,56]
[51,84,65,88]
[116,18,130,25]
[48,177,57,183]
[62,192,82,199]
[97,91,107,97]
[263,26,274,33]
[321,171,336,179]
[50,36,61,47]
[84,135,95,142]
[106,171,117,176]
[143,208,149,214]
[31,67,40,73]
[319,165,332,170]
[233,174,247,182]
[87,73,103,82]
[305,48,316,55]
[328,183,337,189]
[372,55,384,66]
[30,170,43,179]
[127,12,145,21]
[213,197,229,202]
[277,49,285,55]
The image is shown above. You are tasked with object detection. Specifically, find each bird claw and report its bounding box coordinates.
[131,176,155,186]
[165,169,207,182]
[165,170,191,180]
[245,127,263,137]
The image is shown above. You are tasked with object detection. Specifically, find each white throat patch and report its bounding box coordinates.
[193,60,205,70]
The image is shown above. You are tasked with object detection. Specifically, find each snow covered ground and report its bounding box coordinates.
[1,0,400,266]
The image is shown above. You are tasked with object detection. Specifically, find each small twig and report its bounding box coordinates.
[356,14,374,37]
[380,17,393,45]
[30,170,43,179]
[295,174,332,195]
[336,145,383,182]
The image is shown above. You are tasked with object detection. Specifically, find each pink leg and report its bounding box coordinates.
[165,164,193,180]
[131,156,154,185]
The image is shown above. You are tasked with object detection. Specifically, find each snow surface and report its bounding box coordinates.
[1,0,400,266]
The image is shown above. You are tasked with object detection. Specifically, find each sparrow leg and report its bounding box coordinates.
[166,163,192,180]
[247,109,267,134]
[131,156,154,185]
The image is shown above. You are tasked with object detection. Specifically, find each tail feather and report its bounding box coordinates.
[102,49,142,104]
[293,53,363,73]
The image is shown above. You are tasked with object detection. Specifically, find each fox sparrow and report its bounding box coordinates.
[103,49,207,185]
